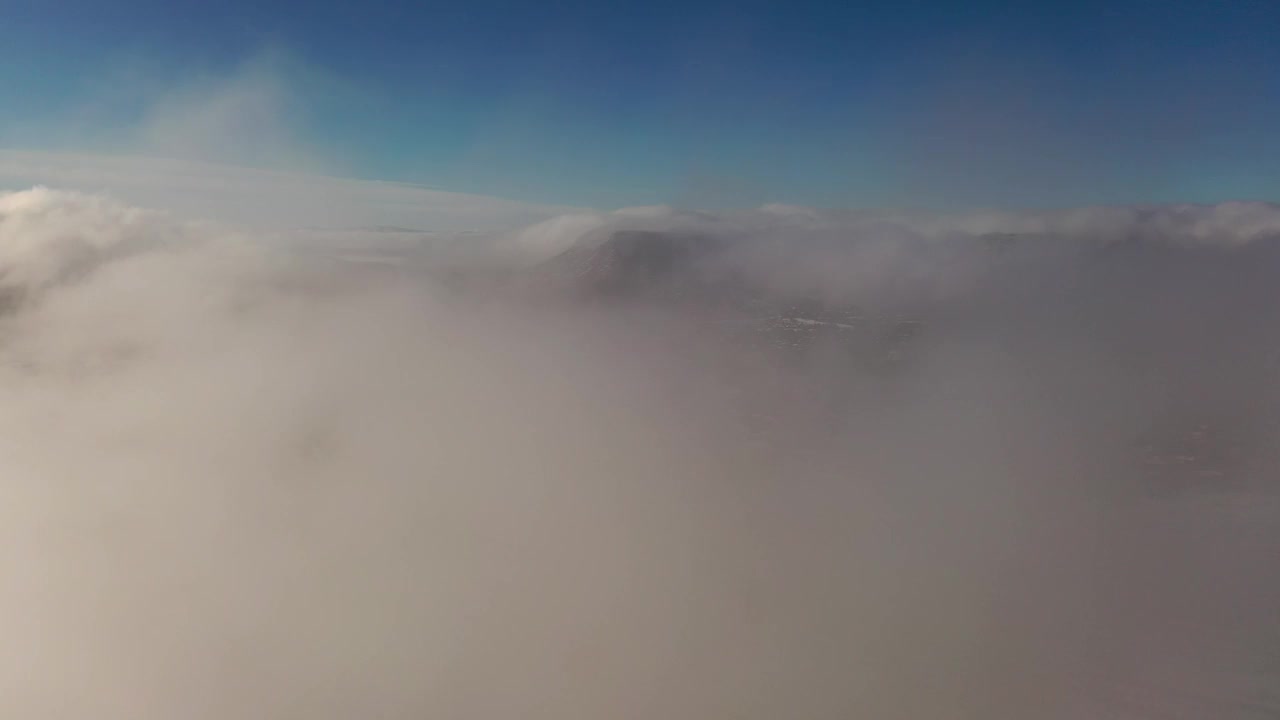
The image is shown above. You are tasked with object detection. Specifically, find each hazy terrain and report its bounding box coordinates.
[1,185,1278,718]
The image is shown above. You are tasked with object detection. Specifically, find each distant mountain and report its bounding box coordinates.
[542,229,727,300]
[531,225,1280,490]
[538,227,925,372]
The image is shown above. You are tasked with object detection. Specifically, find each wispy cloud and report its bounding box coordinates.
[130,53,327,173]
[0,149,577,231]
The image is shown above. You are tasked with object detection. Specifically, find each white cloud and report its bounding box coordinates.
[132,55,323,173]
[0,149,577,232]
[0,187,1276,719]
[0,186,175,296]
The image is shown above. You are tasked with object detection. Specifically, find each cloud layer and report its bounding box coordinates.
[0,187,1277,718]
[0,150,576,232]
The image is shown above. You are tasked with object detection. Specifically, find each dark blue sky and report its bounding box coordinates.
[2,0,1277,207]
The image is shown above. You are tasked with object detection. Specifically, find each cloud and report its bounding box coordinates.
[509,200,1280,259]
[0,187,177,301]
[0,150,577,231]
[0,187,1276,718]
[131,54,326,173]
[0,48,343,178]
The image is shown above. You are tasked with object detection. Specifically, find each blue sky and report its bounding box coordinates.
[2,0,1277,208]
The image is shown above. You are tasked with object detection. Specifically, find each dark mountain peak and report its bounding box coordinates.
[545,228,726,298]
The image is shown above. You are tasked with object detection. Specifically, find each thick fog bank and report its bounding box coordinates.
[1,188,1277,718]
